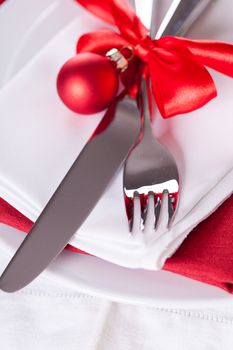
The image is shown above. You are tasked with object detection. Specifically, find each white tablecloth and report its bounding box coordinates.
[1,284,233,350]
[1,227,232,349]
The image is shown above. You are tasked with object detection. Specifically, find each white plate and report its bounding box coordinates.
[1,224,233,308]
[0,0,233,307]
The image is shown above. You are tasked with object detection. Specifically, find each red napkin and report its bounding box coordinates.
[164,195,233,293]
[0,195,233,293]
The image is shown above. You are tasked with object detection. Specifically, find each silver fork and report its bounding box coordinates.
[124,0,213,232]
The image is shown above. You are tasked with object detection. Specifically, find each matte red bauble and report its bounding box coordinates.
[57,53,119,115]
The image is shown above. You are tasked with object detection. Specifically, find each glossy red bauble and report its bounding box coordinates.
[57,53,119,115]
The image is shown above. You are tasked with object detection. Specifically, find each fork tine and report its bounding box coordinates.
[154,194,161,229]
[143,191,156,231]
[124,190,143,232]
[168,192,178,227]
[139,193,148,229]
[124,192,134,232]
[132,192,141,232]
[155,191,169,231]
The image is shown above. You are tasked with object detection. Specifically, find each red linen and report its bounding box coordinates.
[1,196,233,293]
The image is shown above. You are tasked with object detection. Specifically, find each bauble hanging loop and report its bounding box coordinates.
[106,48,128,72]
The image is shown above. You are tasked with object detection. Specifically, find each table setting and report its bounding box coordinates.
[0,0,233,347]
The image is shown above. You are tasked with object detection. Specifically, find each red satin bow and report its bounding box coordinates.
[75,0,233,118]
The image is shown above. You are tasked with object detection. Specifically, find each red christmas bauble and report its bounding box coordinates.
[57,53,119,115]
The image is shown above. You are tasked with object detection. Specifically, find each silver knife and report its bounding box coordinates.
[0,95,141,292]
[155,0,213,39]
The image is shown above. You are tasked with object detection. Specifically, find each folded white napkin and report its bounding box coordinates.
[0,0,232,270]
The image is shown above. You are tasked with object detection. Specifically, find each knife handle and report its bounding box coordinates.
[156,0,213,38]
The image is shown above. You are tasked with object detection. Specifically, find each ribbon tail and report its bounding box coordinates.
[76,0,148,44]
[109,0,148,43]
[75,0,116,24]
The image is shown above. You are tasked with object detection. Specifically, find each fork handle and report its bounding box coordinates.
[139,77,155,139]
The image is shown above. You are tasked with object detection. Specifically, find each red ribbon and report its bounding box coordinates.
[75,0,233,118]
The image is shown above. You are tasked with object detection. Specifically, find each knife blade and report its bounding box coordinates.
[0,95,141,292]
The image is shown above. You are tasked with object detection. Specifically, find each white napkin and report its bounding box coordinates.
[0,0,233,271]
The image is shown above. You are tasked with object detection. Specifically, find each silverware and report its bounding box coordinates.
[155,0,213,39]
[0,96,141,292]
[0,0,214,293]
[124,77,179,231]
[124,0,213,231]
